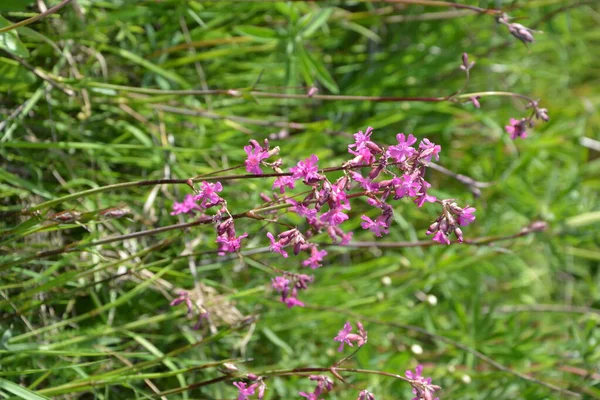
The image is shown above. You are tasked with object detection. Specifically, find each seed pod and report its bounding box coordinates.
[49,210,81,223]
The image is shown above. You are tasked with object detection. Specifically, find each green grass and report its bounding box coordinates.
[1,1,599,399]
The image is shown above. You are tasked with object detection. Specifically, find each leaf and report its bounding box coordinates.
[299,8,333,38]
[296,44,339,93]
[262,327,293,355]
[0,378,51,400]
[235,25,278,42]
[0,15,29,58]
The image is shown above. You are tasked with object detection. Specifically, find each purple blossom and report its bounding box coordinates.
[414,192,437,208]
[233,381,257,400]
[357,390,376,400]
[171,194,201,216]
[288,199,318,221]
[194,181,224,208]
[333,321,368,352]
[394,174,421,199]
[360,215,389,237]
[169,291,193,315]
[273,175,296,193]
[271,276,290,293]
[290,155,321,183]
[320,207,350,226]
[387,133,417,162]
[457,206,476,226]
[405,365,440,400]
[505,118,528,140]
[350,171,379,192]
[244,142,270,175]
[283,292,305,308]
[216,231,248,255]
[267,232,289,258]
[302,246,327,269]
[349,126,374,151]
[418,139,441,162]
[432,230,450,245]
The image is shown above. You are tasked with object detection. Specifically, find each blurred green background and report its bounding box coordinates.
[1,1,599,399]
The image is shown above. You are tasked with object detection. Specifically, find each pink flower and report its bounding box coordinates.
[244,142,270,175]
[394,174,421,199]
[457,206,476,226]
[233,381,258,400]
[169,291,193,315]
[320,207,350,226]
[418,138,441,162]
[387,133,417,162]
[302,247,327,269]
[273,175,296,193]
[505,118,528,140]
[267,232,289,258]
[194,181,223,208]
[358,390,376,400]
[283,295,305,308]
[333,321,368,352]
[350,171,379,191]
[271,276,290,293]
[288,199,318,221]
[216,232,248,255]
[432,230,450,245]
[171,194,201,215]
[360,215,389,237]
[405,365,440,400]
[290,155,321,183]
[349,126,374,151]
[414,192,437,208]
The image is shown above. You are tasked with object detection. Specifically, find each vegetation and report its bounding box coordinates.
[1,1,599,399]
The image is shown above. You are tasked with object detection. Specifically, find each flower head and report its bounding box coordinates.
[405,365,441,400]
[505,118,528,140]
[387,133,417,162]
[290,155,322,184]
[244,141,270,175]
[418,139,441,162]
[273,175,296,193]
[194,181,224,208]
[171,194,201,216]
[360,215,389,237]
[333,321,368,352]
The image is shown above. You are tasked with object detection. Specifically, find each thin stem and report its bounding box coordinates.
[308,306,582,398]
[0,0,73,33]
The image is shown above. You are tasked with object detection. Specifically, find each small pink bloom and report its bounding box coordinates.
[244,142,270,175]
[360,215,389,237]
[418,138,441,162]
[194,181,224,208]
[505,118,528,140]
[457,206,476,226]
[432,230,450,245]
[273,175,296,193]
[290,154,321,183]
[267,232,289,258]
[387,133,417,162]
[171,194,201,216]
[302,247,327,269]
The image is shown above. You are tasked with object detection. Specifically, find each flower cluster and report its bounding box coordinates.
[406,365,441,400]
[271,273,313,308]
[426,201,476,245]
[171,181,224,216]
[299,375,334,400]
[333,321,368,352]
[172,128,476,310]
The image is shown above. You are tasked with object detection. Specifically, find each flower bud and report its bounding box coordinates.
[49,210,81,223]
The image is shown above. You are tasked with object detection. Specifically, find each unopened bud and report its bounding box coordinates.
[49,210,81,223]
[307,86,318,97]
[508,23,535,44]
[218,363,239,374]
[426,221,439,235]
[454,227,464,243]
[99,207,130,219]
